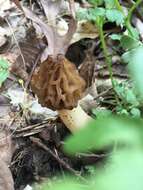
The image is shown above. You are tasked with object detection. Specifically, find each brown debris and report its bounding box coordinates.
[0,125,14,190]
[31,55,86,110]
[30,136,85,181]
[11,27,45,81]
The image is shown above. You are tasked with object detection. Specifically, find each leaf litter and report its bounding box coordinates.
[0,0,143,189]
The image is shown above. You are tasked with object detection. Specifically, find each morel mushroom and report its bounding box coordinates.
[31,55,86,110]
[21,1,93,132]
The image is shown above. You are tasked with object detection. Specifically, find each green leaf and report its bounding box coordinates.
[105,9,124,25]
[76,8,89,20]
[130,108,141,118]
[114,81,139,106]
[110,34,122,41]
[88,0,104,6]
[122,46,143,98]
[126,89,139,106]
[0,58,9,87]
[114,82,126,98]
[40,178,86,190]
[118,109,129,116]
[92,108,112,118]
[77,7,105,21]
[64,116,141,155]
[127,24,139,40]
[104,0,116,9]
[93,150,143,190]
[89,7,105,21]
[120,35,141,51]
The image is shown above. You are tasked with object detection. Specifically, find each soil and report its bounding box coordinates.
[11,121,102,190]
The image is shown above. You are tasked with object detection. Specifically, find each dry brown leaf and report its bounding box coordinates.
[0,125,14,190]
[40,0,65,24]
[22,6,55,56]
[21,5,77,58]
[11,28,44,80]
[72,21,98,43]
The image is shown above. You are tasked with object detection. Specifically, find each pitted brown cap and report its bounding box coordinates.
[31,55,86,110]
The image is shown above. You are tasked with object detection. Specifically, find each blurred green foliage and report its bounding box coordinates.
[122,46,143,98]
[40,116,143,190]
[64,116,143,154]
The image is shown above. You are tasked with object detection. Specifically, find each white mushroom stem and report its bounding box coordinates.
[58,104,94,133]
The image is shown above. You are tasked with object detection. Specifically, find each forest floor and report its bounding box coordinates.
[0,0,143,190]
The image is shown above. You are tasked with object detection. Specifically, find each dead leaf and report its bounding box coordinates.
[0,35,11,54]
[22,6,55,56]
[0,0,14,15]
[72,21,98,43]
[40,0,65,25]
[11,27,45,81]
[22,5,77,57]
[0,125,14,190]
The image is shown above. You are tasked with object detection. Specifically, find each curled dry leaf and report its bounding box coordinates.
[31,55,86,110]
[22,6,77,58]
[0,125,14,190]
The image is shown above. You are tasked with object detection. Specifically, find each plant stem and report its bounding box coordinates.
[98,20,114,87]
[97,19,120,104]
[114,0,123,13]
[125,0,142,37]
[114,0,133,36]
[114,0,142,37]
[126,0,142,24]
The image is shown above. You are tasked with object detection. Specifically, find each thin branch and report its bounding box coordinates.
[25,52,41,89]
[30,136,87,182]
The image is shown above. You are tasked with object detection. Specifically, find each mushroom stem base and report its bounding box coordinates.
[58,104,93,132]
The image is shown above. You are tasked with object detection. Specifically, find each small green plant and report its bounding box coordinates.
[0,58,9,87]
[77,0,142,102]
[77,0,143,117]
[114,81,141,117]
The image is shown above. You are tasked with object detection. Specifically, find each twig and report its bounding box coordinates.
[77,152,111,158]
[13,121,55,137]
[5,18,26,70]
[30,136,87,182]
[14,120,51,133]
[94,87,113,101]
[25,52,41,89]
